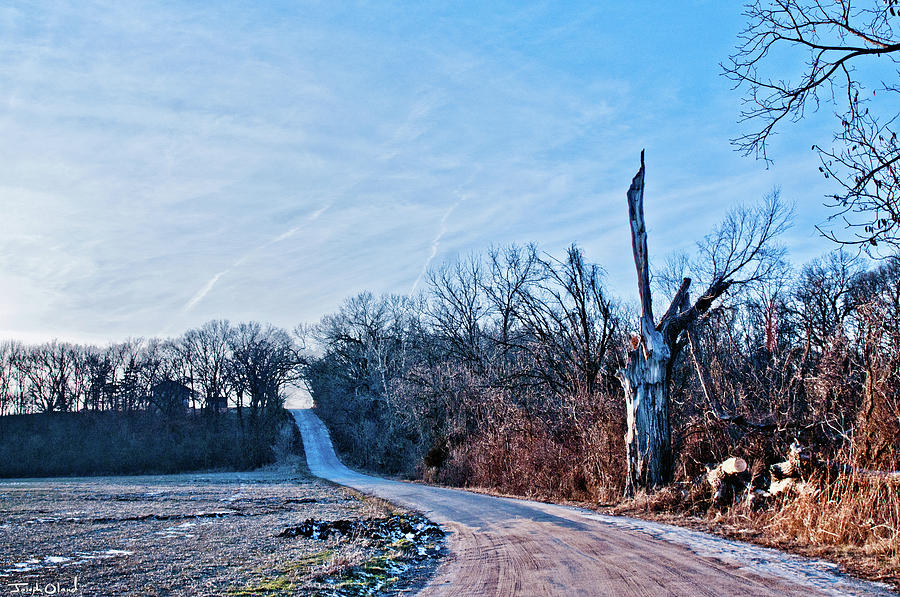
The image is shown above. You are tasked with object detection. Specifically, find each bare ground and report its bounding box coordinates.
[0,460,443,596]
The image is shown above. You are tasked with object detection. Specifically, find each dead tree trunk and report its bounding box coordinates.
[619,153,733,495]
[620,324,674,492]
[619,152,678,493]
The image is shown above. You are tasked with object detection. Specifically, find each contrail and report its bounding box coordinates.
[182,204,331,312]
[184,271,225,312]
[271,205,329,244]
[273,226,300,243]
[411,197,464,294]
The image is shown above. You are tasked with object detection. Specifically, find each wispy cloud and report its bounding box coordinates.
[411,196,466,294]
[0,2,837,343]
[182,204,332,312]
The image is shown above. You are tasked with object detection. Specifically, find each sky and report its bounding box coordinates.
[0,1,846,345]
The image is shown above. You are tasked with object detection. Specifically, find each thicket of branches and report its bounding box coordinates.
[306,244,900,501]
[0,320,301,418]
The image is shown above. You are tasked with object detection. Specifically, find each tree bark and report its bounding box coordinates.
[620,329,672,493]
[620,153,674,494]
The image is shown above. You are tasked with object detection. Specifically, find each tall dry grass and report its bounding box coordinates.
[765,472,900,565]
[434,397,625,503]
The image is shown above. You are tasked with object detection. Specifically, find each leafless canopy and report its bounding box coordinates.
[724,1,900,250]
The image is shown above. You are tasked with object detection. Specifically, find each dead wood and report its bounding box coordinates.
[706,456,748,506]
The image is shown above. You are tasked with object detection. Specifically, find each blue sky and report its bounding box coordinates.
[0,1,841,343]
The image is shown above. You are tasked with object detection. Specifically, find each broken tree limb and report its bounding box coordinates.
[627,150,653,333]
[816,459,900,484]
[770,439,805,479]
[686,325,716,410]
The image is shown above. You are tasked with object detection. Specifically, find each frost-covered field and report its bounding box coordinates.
[0,463,441,596]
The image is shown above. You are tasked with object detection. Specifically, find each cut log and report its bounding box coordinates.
[706,457,748,505]
[720,457,748,475]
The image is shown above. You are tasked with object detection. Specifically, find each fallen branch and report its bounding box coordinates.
[770,440,805,479]
[773,440,900,484]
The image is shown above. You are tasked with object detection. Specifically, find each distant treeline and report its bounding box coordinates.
[306,244,900,500]
[0,321,305,476]
[0,321,301,417]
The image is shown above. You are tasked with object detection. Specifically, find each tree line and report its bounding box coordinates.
[0,320,302,419]
[305,236,900,501]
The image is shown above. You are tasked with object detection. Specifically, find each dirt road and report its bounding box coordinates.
[291,409,894,596]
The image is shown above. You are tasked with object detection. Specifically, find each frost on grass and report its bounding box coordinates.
[232,512,446,596]
[0,465,444,596]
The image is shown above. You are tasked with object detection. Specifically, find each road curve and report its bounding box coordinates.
[290,409,893,597]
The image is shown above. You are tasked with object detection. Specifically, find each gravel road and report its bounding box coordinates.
[291,408,896,597]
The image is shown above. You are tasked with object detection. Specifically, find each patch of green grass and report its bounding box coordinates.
[320,549,406,595]
[281,550,334,574]
[227,575,294,597]
[229,550,333,596]
[238,513,444,596]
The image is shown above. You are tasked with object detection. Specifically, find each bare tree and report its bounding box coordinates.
[229,322,301,414]
[620,154,790,494]
[724,0,900,250]
[7,343,29,414]
[316,292,398,399]
[181,320,233,413]
[793,249,866,356]
[23,342,76,413]
[108,339,154,411]
[428,256,489,369]
[515,246,620,402]
[484,244,542,348]
[0,342,17,415]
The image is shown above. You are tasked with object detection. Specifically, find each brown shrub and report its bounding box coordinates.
[435,394,625,502]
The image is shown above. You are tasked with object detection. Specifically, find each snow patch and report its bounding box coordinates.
[1,549,132,574]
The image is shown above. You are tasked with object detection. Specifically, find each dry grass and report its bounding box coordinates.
[765,473,900,569]
[433,399,625,504]
[609,472,900,588]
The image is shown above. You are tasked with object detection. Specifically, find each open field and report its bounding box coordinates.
[0,461,443,596]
